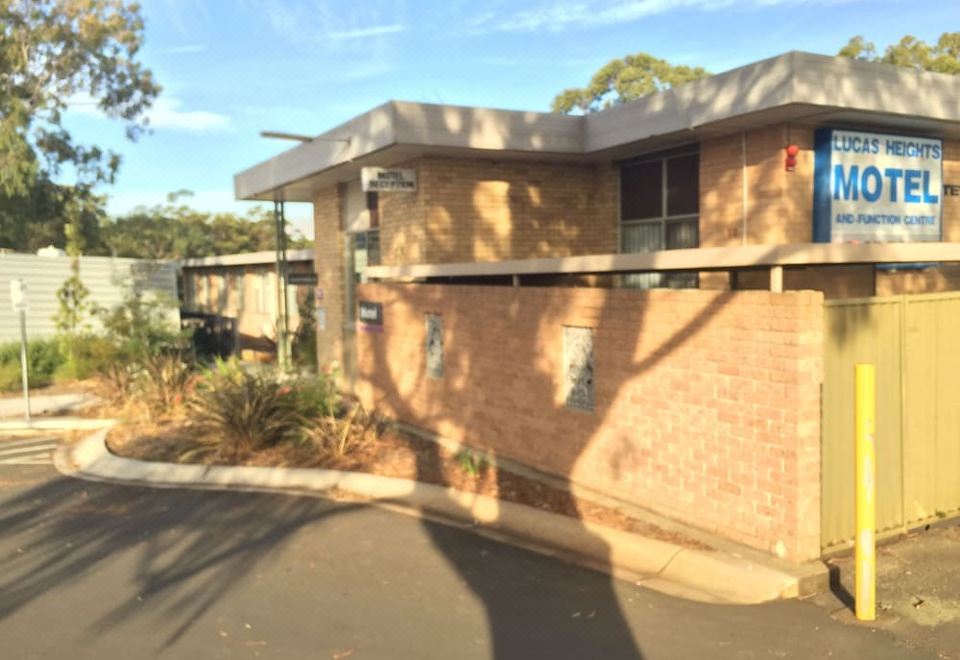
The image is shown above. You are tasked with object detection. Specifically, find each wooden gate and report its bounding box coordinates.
[822,292,960,551]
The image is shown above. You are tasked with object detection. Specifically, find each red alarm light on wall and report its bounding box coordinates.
[785,144,800,172]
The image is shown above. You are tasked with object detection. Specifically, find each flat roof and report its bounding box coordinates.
[235,51,960,203]
[181,248,314,268]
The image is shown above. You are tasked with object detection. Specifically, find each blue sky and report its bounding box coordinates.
[62,0,960,238]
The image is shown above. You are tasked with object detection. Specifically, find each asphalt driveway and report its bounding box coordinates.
[0,458,943,659]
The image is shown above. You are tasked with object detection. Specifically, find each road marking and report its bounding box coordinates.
[0,436,58,465]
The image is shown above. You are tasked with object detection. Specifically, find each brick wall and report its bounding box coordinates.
[701,128,960,297]
[379,158,428,266]
[355,282,824,561]
[419,156,618,263]
[699,125,815,248]
[313,186,344,367]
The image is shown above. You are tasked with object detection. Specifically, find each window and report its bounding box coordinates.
[620,149,699,289]
[183,273,195,308]
[346,184,381,285]
[351,230,380,283]
[256,269,272,314]
[216,271,228,311]
[229,272,244,312]
[197,273,209,310]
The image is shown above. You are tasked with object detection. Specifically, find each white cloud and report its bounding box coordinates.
[146,98,230,132]
[155,43,207,55]
[326,24,406,40]
[260,0,406,50]
[67,94,230,132]
[469,0,852,33]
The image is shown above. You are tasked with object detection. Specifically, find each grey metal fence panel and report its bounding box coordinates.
[0,253,178,343]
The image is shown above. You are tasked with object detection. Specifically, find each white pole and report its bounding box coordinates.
[19,309,31,422]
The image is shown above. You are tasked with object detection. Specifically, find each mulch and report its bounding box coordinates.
[106,419,712,550]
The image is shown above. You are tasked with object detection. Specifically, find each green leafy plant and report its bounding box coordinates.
[54,273,94,336]
[135,352,194,418]
[98,289,184,362]
[289,372,340,419]
[455,448,487,478]
[303,403,381,461]
[0,361,23,392]
[55,334,117,381]
[190,365,301,460]
[291,294,317,372]
[81,287,190,401]
[0,338,63,390]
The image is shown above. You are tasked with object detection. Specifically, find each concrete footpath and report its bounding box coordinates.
[0,392,99,419]
[54,426,827,606]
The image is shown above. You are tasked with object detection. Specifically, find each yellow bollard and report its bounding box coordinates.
[855,363,877,621]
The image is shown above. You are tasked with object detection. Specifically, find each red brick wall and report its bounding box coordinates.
[355,283,824,561]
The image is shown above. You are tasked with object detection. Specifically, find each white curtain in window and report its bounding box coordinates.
[621,223,663,289]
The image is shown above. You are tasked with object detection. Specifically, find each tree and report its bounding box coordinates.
[838,32,960,75]
[0,177,101,251]
[0,0,159,249]
[101,191,310,260]
[551,52,709,114]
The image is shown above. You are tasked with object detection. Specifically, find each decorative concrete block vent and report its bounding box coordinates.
[425,313,444,379]
[563,325,594,412]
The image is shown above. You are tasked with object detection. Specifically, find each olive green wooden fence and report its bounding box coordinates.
[822,292,960,550]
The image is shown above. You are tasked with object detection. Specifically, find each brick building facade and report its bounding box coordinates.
[237,52,960,561]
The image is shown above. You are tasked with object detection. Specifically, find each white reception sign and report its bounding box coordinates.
[361,167,417,192]
[813,128,943,243]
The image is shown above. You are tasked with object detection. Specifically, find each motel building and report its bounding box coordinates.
[234,52,960,565]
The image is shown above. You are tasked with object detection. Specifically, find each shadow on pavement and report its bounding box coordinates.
[0,475,361,650]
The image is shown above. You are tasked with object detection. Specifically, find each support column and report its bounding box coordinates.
[770,265,784,293]
[274,199,291,371]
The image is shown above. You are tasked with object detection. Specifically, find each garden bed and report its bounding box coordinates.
[106,418,711,550]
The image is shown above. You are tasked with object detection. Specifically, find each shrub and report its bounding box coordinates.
[94,360,138,406]
[55,334,119,381]
[0,361,22,392]
[99,289,185,360]
[0,339,64,390]
[135,352,194,418]
[190,364,301,460]
[303,403,381,461]
[289,372,340,419]
[291,296,317,372]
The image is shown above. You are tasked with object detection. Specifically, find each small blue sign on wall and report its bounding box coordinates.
[813,128,943,243]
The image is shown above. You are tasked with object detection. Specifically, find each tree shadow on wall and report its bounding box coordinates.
[356,103,826,658]
[360,141,752,653]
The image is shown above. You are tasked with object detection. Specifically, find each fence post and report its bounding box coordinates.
[855,362,877,621]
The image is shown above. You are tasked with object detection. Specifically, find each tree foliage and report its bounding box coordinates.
[100,191,310,260]
[0,0,159,257]
[0,177,104,251]
[838,32,960,75]
[553,32,960,115]
[0,0,160,196]
[551,52,709,114]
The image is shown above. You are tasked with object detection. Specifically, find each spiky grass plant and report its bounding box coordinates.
[190,366,301,461]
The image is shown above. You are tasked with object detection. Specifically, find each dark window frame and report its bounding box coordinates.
[619,147,700,289]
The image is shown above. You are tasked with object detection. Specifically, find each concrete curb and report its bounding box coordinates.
[0,417,115,432]
[58,428,805,605]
